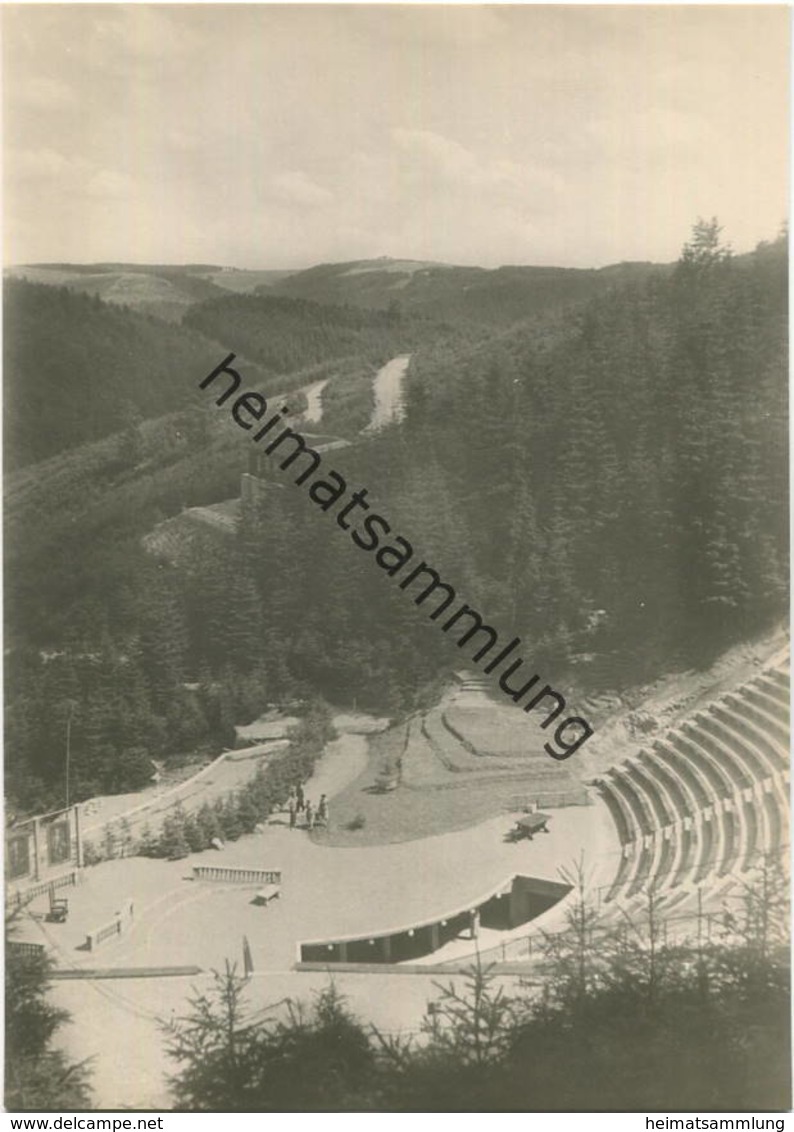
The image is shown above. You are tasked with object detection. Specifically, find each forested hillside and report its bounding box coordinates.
[181,291,464,371]
[3,281,446,470]
[4,224,787,817]
[5,263,295,323]
[394,224,788,680]
[3,281,235,469]
[4,285,458,812]
[268,256,666,325]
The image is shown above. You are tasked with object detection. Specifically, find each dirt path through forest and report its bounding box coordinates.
[366,354,411,431]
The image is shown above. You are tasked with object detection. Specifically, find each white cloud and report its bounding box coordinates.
[14,76,76,110]
[10,148,74,179]
[268,171,333,208]
[2,6,788,268]
[392,128,477,182]
[85,169,135,200]
[391,128,565,207]
[8,149,136,207]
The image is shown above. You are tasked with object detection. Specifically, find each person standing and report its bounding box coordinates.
[305,799,313,829]
[296,784,305,813]
[288,797,297,830]
[317,794,328,826]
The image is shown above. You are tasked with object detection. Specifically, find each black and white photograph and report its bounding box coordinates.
[3,2,790,1115]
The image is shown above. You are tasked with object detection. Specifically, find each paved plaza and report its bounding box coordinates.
[33,789,615,1108]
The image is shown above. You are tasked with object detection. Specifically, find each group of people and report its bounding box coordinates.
[287,785,328,831]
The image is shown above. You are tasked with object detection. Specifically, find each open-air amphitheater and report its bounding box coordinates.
[6,640,790,1108]
[593,656,789,916]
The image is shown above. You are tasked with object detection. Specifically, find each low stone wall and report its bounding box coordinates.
[85,897,134,951]
[7,940,47,960]
[192,865,281,886]
[298,874,571,966]
[6,869,80,910]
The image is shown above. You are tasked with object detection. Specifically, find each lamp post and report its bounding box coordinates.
[65,700,76,811]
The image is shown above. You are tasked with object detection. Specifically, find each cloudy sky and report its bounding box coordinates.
[3,4,789,269]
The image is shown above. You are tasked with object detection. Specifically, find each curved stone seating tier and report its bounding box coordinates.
[644,828,666,890]
[608,770,654,837]
[686,719,753,788]
[659,739,720,806]
[697,712,778,781]
[740,690,791,741]
[764,792,783,851]
[638,747,697,819]
[658,886,695,916]
[742,684,790,726]
[755,670,790,701]
[712,806,729,880]
[749,788,774,855]
[719,811,738,877]
[747,665,788,692]
[714,702,789,768]
[742,801,759,870]
[627,844,653,898]
[597,781,635,845]
[727,692,789,748]
[756,791,781,859]
[711,703,788,770]
[652,741,714,808]
[652,831,675,891]
[673,826,696,888]
[693,816,715,885]
[605,837,647,906]
[763,662,789,681]
[679,727,744,796]
[760,768,788,819]
[605,841,637,902]
[597,655,789,912]
[668,732,732,800]
[624,761,673,826]
[758,783,783,854]
[615,873,722,922]
[750,682,790,717]
[665,823,685,888]
[638,751,692,818]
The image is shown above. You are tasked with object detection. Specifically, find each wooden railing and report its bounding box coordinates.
[7,870,78,909]
[85,898,134,951]
[192,865,281,885]
[7,940,47,960]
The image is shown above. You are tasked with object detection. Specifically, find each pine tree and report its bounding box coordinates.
[5,946,92,1110]
[159,807,190,860]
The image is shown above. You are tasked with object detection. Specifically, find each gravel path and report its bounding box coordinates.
[365,354,411,431]
[299,378,329,425]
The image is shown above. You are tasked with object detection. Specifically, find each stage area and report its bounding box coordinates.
[30,779,616,1108]
[27,799,614,973]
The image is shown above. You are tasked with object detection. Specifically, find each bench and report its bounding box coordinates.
[513,812,552,840]
[46,885,69,923]
[254,884,280,906]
